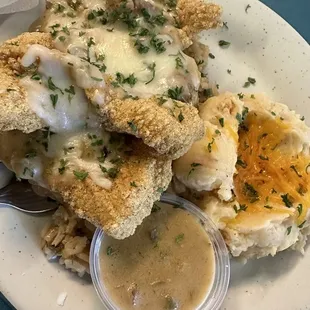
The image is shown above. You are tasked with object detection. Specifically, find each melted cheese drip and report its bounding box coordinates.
[40,1,200,102]
[20,45,103,132]
[234,112,310,225]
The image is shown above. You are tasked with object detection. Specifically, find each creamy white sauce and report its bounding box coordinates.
[41,2,201,102]
[20,45,103,132]
[47,129,116,189]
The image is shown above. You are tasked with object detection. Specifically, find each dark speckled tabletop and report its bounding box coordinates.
[261,0,310,43]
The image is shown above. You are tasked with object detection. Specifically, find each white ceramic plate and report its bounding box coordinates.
[0,0,309,309]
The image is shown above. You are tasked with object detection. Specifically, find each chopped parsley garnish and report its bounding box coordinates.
[245,4,251,13]
[175,57,184,69]
[258,154,269,161]
[145,62,156,84]
[300,116,305,121]
[157,187,164,193]
[219,117,224,127]
[58,36,66,42]
[79,31,86,37]
[243,77,256,88]
[65,85,75,95]
[178,112,184,122]
[227,69,232,74]
[281,193,293,208]
[167,86,183,100]
[175,233,184,243]
[243,182,259,202]
[127,120,137,132]
[219,40,230,48]
[50,94,58,108]
[31,73,41,80]
[91,76,103,81]
[236,156,247,168]
[287,226,292,235]
[264,205,273,209]
[197,60,204,65]
[47,77,63,94]
[126,73,138,87]
[271,111,276,116]
[298,221,306,229]
[54,3,65,13]
[152,203,161,213]
[236,113,242,124]
[251,94,255,99]
[290,165,302,178]
[87,37,95,47]
[203,88,214,99]
[150,35,166,54]
[106,246,113,256]
[215,129,221,135]
[223,21,229,29]
[207,138,215,153]
[130,181,138,187]
[209,53,215,59]
[188,162,202,177]
[73,170,88,181]
[134,40,150,54]
[233,204,248,213]
[297,204,303,217]
[62,26,70,35]
[107,168,119,179]
[237,93,244,99]
[58,159,68,175]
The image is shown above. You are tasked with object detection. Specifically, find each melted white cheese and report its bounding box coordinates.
[20,45,103,132]
[41,3,201,102]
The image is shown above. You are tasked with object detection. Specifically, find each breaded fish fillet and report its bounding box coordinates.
[0,32,53,133]
[0,130,172,239]
[99,97,205,159]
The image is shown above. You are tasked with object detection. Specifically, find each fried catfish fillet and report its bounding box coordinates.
[0,130,172,239]
[0,32,53,133]
[177,0,223,36]
[98,97,205,159]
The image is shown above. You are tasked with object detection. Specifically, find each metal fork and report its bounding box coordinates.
[0,164,58,214]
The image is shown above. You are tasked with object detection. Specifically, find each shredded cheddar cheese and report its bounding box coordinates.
[234,112,310,225]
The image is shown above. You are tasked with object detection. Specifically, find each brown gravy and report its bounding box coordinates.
[100,203,215,310]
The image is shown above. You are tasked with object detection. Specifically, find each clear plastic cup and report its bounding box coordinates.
[90,193,230,310]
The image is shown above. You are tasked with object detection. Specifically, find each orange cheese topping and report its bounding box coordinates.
[234,112,310,226]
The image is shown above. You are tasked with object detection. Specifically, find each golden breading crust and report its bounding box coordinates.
[0,32,53,133]
[177,0,222,36]
[0,131,172,239]
[99,97,205,160]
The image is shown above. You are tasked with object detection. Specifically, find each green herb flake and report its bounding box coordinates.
[227,69,232,74]
[175,57,184,69]
[236,156,247,168]
[157,187,164,193]
[237,93,244,99]
[91,76,103,81]
[62,26,70,35]
[219,117,224,127]
[127,120,137,132]
[167,86,183,100]
[298,220,306,229]
[152,203,161,213]
[130,181,138,187]
[175,233,184,244]
[245,4,251,13]
[79,31,86,37]
[258,154,269,161]
[243,182,259,202]
[73,170,89,181]
[106,246,113,256]
[50,94,58,108]
[219,40,230,48]
[207,138,215,153]
[208,53,215,59]
[178,112,184,122]
[65,85,75,95]
[264,205,273,209]
[150,35,166,54]
[281,193,293,208]
[134,40,150,54]
[297,204,303,217]
[58,159,68,175]
[31,73,41,80]
[287,226,292,235]
[145,62,156,85]
[58,36,66,42]
[223,21,229,29]
[251,94,255,99]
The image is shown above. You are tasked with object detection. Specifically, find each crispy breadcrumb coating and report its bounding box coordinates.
[177,0,222,36]
[0,130,172,239]
[99,97,205,159]
[0,32,53,133]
